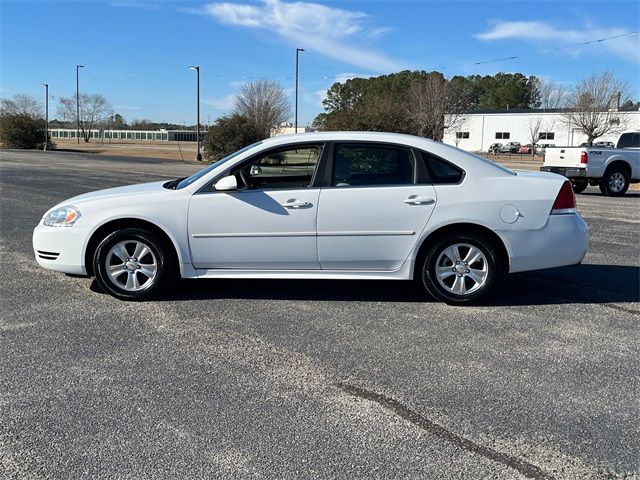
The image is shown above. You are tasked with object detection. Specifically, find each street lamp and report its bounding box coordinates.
[76,65,84,144]
[295,48,305,134]
[40,83,49,151]
[189,65,202,161]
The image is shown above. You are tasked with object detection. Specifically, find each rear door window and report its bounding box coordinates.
[331,144,415,187]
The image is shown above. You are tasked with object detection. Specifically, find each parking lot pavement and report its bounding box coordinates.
[1,150,639,479]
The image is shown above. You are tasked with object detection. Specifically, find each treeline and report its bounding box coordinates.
[312,70,639,142]
[313,71,540,140]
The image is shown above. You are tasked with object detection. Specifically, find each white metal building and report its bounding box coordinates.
[48,129,203,142]
[443,109,640,152]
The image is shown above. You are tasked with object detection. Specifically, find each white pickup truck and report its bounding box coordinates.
[541,131,640,196]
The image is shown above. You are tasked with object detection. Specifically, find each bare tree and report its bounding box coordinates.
[563,71,631,145]
[233,80,290,138]
[526,116,555,158]
[407,74,470,141]
[537,79,566,110]
[57,94,111,142]
[1,94,43,119]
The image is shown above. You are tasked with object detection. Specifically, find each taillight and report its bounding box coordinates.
[551,181,576,214]
[580,151,588,164]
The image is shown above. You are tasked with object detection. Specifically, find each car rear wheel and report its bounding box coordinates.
[600,168,629,196]
[571,179,588,194]
[421,234,502,305]
[93,228,175,300]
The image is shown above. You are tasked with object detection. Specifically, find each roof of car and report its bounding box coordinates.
[262,131,439,147]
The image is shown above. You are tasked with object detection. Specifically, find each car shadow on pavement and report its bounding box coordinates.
[91,264,639,306]
[580,191,640,198]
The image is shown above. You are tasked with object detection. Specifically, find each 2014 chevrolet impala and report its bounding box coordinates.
[33,132,588,304]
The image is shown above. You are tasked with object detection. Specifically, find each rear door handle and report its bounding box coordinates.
[281,200,312,209]
[404,195,435,205]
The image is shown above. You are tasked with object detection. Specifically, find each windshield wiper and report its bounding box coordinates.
[163,177,186,190]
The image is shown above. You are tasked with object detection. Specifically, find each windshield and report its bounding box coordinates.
[175,141,263,189]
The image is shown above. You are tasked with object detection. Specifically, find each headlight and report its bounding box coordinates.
[43,205,81,227]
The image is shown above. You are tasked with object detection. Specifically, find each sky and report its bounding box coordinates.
[1,0,639,126]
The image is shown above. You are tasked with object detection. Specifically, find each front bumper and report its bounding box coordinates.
[502,213,589,274]
[33,223,91,275]
[540,166,587,178]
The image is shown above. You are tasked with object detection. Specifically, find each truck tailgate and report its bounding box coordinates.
[543,147,584,168]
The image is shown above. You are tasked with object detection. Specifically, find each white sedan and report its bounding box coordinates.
[33,132,588,304]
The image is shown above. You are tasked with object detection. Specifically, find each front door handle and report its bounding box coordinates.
[404,195,435,205]
[281,200,312,209]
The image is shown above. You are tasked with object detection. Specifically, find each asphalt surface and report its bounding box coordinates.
[1,150,639,479]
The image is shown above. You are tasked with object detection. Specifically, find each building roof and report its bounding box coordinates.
[466,108,640,115]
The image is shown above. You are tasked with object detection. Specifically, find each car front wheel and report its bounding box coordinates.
[93,228,175,300]
[421,234,501,305]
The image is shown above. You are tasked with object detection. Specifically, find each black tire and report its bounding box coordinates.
[600,168,629,197]
[571,179,588,194]
[93,228,176,300]
[421,234,502,305]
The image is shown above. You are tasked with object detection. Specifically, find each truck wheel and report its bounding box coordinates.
[601,168,629,197]
[571,180,588,194]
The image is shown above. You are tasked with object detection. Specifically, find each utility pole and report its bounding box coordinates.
[76,65,84,144]
[40,83,49,150]
[189,65,202,161]
[295,48,305,134]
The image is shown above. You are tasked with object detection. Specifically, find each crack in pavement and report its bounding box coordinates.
[336,382,554,480]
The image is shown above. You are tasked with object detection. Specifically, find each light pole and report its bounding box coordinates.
[40,83,49,151]
[189,65,202,161]
[76,65,84,144]
[295,48,305,134]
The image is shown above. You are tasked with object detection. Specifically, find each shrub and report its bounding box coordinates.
[0,113,53,149]
[203,114,264,162]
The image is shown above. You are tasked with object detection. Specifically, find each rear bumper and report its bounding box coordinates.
[32,223,90,275]
[502,213,589,273]
[540,166,586,178]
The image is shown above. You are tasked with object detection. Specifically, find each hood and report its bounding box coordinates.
[52,180,169,209]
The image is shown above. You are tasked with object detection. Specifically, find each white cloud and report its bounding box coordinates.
[193,0,404,72]
[314,89,327,107]
[475,21,640,64]
[203,93,236,111]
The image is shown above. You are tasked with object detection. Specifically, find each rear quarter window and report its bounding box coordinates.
[420,151,465,184]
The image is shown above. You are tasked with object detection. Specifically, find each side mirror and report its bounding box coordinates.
[214,175,237,191]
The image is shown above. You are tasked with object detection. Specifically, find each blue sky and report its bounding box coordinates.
[1,0,639,125]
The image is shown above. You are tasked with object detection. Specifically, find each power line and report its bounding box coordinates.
[204,29,639,85]
[473,30,639,66]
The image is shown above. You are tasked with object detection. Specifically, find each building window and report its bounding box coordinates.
[495,132,510,139]
[455,132,470,139]
[161,133,168,141]
[539,132,555,140]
